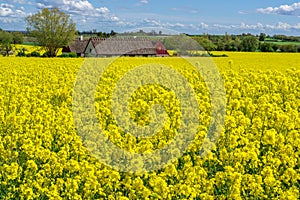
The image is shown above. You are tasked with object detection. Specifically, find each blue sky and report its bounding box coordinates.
[1,0,300,35]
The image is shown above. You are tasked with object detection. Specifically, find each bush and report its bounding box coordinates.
[30,51,41,57]
[280,44,297,52]
[16,48,27,57]
[259,43,274,52]
[208,53,228,57]
[57,52,78,58]
[68,52,77,58]
[241,36,259,52]
[17,51,26,57]
[42,52,50,57]
[58,54,68,58]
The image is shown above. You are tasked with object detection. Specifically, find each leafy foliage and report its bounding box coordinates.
[0,31,13,56]
[241,36,259,52]
[26,8,76,57]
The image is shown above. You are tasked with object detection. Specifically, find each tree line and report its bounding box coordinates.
[189,33,300,53]
[0,30,24,56]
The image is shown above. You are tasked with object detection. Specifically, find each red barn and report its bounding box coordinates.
[154,41,169,57]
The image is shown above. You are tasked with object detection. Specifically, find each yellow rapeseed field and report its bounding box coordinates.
[12,45,63,56]
[0,53,299,199]
[212,51,300,71]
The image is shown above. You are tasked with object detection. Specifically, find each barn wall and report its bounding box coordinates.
[84,41,97,57]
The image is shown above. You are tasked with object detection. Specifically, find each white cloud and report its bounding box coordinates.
[0,3,26,21]
[111,16,120,22]
[32,0,122,31]
[200,22,209,29]
[257,2,300,16]
[2,0,27,4]
[0,4,14,17]
[141,19,188,29]
[238,11,249,15]
[140,0,148,4]
[171,7,199,14]
[35,0,119,20]
[189,10,199,14]
[211,22,300,33]
[1,3,14,9]
[174,23,185,28]
[208,21,300,33]
[114,19,300,35]
[265,22,291,31]
[134,0,149,6]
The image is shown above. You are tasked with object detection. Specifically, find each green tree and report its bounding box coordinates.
[259,42,274,52]
[259,33,266,41]
[0,31,13,56]
[280,44,297,52]
[110,30,117,37]
[25,7,76,57]
[271,43,279,52]
[12,32,24,44]
[192,36,216,51]
[216,38,225,51]
[233,37,242,51]
[241,36,259,52]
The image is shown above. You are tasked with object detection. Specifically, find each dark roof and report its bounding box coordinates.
[63,37,169,56]
[93,37,158,56]
[66,38,89,54]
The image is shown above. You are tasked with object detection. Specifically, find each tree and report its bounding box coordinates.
[12,32,24,44]
[0,31,13,56]
[165,35,199,52]
[216,38,225,51]
[280,44,297,52]
[233,37,242,51]
[193,36,216,51]
[26,7,76,57]
[259,42,274,52]
[110,30,117,37]
[259,33,266,41]
[271,43,279,52]
[241,36,259,52]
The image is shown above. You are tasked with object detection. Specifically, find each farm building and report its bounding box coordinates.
[62,37,90,57]
[62,37,169,57]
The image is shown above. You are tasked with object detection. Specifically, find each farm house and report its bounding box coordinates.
[62,37,169,57]
[61,37,90,57]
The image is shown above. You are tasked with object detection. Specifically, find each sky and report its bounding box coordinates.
[1,0,300,35]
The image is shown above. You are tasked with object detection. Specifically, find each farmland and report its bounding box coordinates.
[0,53,299,199]
[12,45,63,57]
[212,52,300,71]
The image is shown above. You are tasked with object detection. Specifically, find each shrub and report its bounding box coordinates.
[259,43,274,52]
[280,44,297,52]
[16,48,27,57]
[68,52,78,58]
[57,52,78,58]
[17,51,26,57]
[30,51,41,57]
[42,52,50,57]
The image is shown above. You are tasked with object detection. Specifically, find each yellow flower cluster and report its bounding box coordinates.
[0,55,299,199]
[12,45,63,57]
